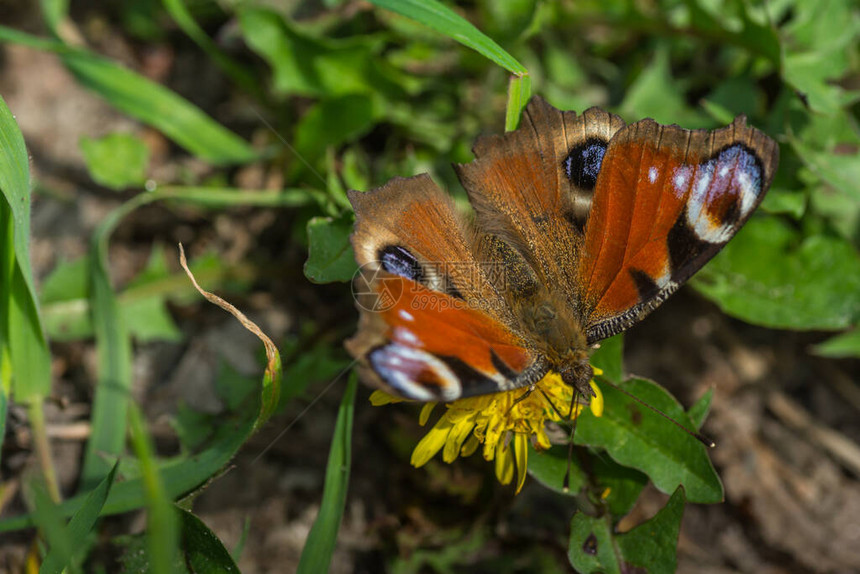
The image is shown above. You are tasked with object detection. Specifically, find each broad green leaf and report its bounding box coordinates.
[694,217,860,330]
[567,512,617,574]
[238,8,407,99]
[812,329,860,359]
[294,94,380,163]
[40,463,119,574]
[615,487,685,574]
[526,444,586,496]
[304,215,357,283]
[296,374,357,574]
[590,334,623,384]
[590,456,648,520]
[619,46,707,127]
[575,377,722,503]
[128,404,180,573]
[761,187,807,219]
[368,0,527,76]
[782,0,859,114]
[79,133,149,190]
[568,487,685,574]
[178,506,241,573]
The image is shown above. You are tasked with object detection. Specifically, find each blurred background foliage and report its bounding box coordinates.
[0,0,858,572]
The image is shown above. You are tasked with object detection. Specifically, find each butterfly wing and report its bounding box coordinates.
[454,96,626,312]
[578,116,779,342]
[347,273,545,401]
[346,174,546,401]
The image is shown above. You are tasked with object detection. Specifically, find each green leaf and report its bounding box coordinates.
[615,487,685,573]
[590,456,649,520]
[296,374,357,574]
[128,404,180,573]
[526,444,586,496]
[61,50,256,165]
[812,329,860,359]
[619,46,707,127]
[304,215,357,284]
[30,479,77,574]
[687,389,714,431]
[590,334,623,384]
[162,0,260,97]
[693,217,860,330]
[567,511,617,574]
[178,506,241,574]
[505,75,532,131]
[294,94,380,162]
[80,212,134,489]
[79,133,149,190]
[367,0,527,76]
[238,9,406,99]
[576,377,723,504]
[0,94,52,404]
[568,487,685,574]
[40,463,119,574]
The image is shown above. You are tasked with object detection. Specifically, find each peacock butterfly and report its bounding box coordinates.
[345,96,778,404]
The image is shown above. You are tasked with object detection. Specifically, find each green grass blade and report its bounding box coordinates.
[79,217,133,489]
[0,25,256,165]
[505,75,532,131]
[296,373,357,574]
[368,0,527,76]
[40,462,119,574]
[161,0,261,97]
[61,51,256,165]
[178,506,241,573]
[0,95,52,402]
[30,478,77,574]
[0,415,255,532]
[128,404,180,574]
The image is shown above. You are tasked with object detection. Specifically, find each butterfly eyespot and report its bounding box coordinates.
[378,245,423,282]
[563,138,609,190]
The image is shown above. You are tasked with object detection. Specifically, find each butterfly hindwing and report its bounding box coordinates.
[347,175,546,401]
[347,273,545,401]
[578,115,779,343]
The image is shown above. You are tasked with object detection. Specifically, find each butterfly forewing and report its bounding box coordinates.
[578,116,779,343]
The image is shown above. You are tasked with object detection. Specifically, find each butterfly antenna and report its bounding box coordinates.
[600,379,716,448]
[563,392,581,492]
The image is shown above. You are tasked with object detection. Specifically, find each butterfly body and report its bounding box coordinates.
[346,97,778,403]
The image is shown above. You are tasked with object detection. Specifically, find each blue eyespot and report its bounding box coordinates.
[563,139,608,190]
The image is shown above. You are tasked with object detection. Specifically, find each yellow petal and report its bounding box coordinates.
[589,380,604,417]
[494,439,514,485]
[443,417,476,463]
[410,417,454,467]
[369,390,403,406]
[418,402,437,426]
[513,433,528,494]
[592,366,604,376]
[460,433,480,457]
[534,428,552,451]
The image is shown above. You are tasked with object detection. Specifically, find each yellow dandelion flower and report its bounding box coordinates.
[374,369,603,494]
